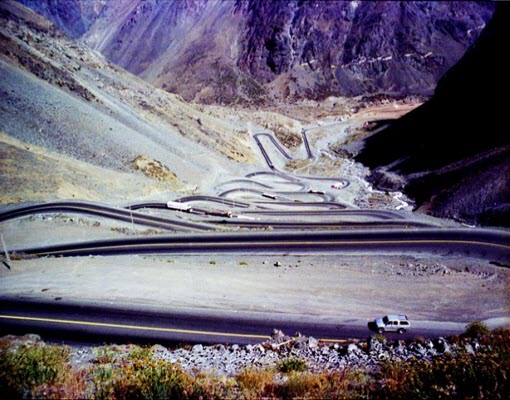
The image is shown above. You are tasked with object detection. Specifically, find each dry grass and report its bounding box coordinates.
[275,369,369,400]
[236,368,276,399]
[0,132,178,204]
[1,327,509,399]
[5,252,39,260]
[273,125,302,150]
[285,158,311,171]
[132,155,180,185]
[287,155,344,177]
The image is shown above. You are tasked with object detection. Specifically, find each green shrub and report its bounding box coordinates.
[239,261,248,266]
[376,345,510,400]
[0,342,70,398]
[277,357,308,373]
[465,321,490,338]
[94,344,119,364]
[128,345,152,360]
[1,330,509,399]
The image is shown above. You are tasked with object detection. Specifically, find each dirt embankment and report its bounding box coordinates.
[0,131,177,203]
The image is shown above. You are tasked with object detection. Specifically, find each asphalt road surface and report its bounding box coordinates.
[10,228,510,262]
[0,297,464,346]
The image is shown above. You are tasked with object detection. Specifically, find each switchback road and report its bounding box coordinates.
[1,125,508,348]
[0,201,213,232]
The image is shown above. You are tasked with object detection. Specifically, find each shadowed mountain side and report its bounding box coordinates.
[355,4,510,227]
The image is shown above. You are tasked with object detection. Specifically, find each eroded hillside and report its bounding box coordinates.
[0,0,267,204]
[19,0,495,105]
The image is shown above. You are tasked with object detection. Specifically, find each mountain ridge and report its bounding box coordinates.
[18,0,495,105]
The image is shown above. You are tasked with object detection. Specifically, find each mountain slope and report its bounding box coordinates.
[236,0,494,99]
[355,3,510,227]
[0,0,258,203]
[19,0,495,105]
[18,0,106,38]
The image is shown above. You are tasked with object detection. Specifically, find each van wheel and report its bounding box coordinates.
[378,328,384,334]
[398,328,405,334]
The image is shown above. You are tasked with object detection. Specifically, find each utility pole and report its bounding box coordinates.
[1,234,11,269]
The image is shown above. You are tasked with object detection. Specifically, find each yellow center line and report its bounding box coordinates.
[33,239,510,256]
[0,315,352,345]
[0,314,270,340]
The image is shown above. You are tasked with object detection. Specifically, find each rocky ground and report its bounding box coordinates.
[0,0,260,204]
[3,325,509,399]
[68,0,494,105]
[353,4,510,228]
[126,329,496,377]
[3,327,495,378]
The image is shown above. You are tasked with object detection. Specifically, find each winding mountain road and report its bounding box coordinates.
[1,125,509,346]
[0,201,213,232]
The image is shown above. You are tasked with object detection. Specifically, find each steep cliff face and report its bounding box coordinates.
[18,0,495,105]
[82,0,266,105]
[83,0,211,76]
[236,1,494,99]
[18,0,106,38]
[355,3,510,227]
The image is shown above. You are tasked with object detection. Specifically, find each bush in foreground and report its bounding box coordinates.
[277,357,309,373]
[0,327,509,399]
[464,321,490,338]
[0,337,82,398]
[376,327,510,399]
